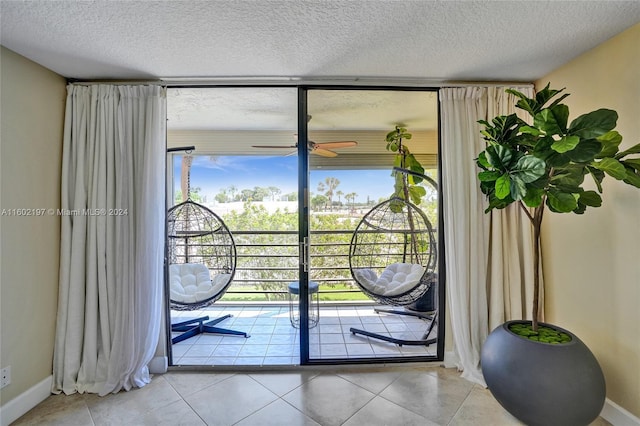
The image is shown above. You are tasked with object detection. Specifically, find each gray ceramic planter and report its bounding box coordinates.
[481,320,606,426]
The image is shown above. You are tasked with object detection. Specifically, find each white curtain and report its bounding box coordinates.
[440,86,539,386]
[53,85,166,396]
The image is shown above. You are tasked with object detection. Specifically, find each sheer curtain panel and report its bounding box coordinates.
[53,85,166,396]
[440,86,539,386]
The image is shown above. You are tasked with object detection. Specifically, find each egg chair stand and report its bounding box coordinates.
[348,188,438,347]
[167,198,250,344]
[171,314,249,345]
[350,310,438,347]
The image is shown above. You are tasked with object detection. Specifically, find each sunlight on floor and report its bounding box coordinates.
[171,305,438,366]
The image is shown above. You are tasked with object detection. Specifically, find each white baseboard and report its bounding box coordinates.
[601,398,640,426]
[148,356,168,374]
[0,375,52,426]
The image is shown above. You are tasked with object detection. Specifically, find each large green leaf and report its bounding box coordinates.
[596,131,623,158]
[593,157,627,180]
[579,191,602,207]
[567,139,602,163]
[513,155,547,183]
[551,135,580,153]
[551,166,585,187]
[546,152,572,168]
[534,104,569,135]
[486,145,514,170]
[532,135,556,161]
[547,189,578,213]
[616,142,640,159]
[520,126,543,136]
[523,188,544,207]
[495,174,511,199]
[569,109,618,139]
[478,170,501,182]
[510,175,527,200]
[506,88,538,116]
[476,151,491,169]
[622,159,640,170]
[573,202,587,215]
[623,167,640,188]
[480,180,494,195]
[408,185,427,205]
[485,193,513,212]
[405,154,424,184]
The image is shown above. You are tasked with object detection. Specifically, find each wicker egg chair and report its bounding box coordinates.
[348,169,438,346]
[167,198,249,343]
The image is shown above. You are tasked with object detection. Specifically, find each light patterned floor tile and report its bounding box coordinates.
[343,395,438,426]
[183,375,278,425]
[13,367,615,426]
[282,375,376,426]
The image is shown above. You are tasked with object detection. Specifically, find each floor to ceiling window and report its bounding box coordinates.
[165,86,442,367]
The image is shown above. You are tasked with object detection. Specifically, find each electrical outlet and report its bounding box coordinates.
[1,366,11,389]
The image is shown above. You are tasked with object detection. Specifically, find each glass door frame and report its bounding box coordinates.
[297,85,445,366]
[296,87,312,363]
[164,84,445,366]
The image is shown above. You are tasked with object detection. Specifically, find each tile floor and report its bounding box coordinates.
[171,304,438,365]
[13,365,612,426]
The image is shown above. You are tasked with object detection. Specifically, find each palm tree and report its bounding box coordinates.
[323,177,340,211]
[346,192,357,208]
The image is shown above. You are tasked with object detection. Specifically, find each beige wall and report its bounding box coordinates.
[537,23,640,417]
[0,47,66,405]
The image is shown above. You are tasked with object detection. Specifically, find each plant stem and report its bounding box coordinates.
[531,203,545,332]
[518,200,535,223]
[398,134,419,262]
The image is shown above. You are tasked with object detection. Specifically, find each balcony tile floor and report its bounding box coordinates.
[171,305,437,366]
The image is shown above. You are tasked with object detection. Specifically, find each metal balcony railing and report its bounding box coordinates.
[225,229,363,302]
[170,228,437,303]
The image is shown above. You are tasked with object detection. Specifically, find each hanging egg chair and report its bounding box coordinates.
[348,165,439,346]
[349,196,437,307]
[166,150,248,344]
[167,199,237,311]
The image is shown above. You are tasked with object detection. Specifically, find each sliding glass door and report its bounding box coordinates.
[304,88,441,363]
[166,87,301,366]
[165,86,442,367]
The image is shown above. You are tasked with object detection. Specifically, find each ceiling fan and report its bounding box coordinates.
[252,136,357,157]
[252,114,357,157]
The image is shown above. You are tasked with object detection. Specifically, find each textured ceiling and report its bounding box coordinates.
[2,1,638,133]
[1,0,639,82]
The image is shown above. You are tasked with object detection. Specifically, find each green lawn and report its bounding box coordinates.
[220,283,369,302]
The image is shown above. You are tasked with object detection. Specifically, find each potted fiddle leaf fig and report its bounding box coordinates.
[477,84,640,426]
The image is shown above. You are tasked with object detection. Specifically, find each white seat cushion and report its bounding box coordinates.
[354,263,425,297]
[169,263,230,304]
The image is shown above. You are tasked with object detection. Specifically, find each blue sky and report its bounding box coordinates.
[173,155,397,203]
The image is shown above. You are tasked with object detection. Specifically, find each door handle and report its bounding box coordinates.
[300,237,309,272]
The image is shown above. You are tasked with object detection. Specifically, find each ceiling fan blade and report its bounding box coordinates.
[251,145,297,149]
[312,147,338,157]
[314,141,358,150]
